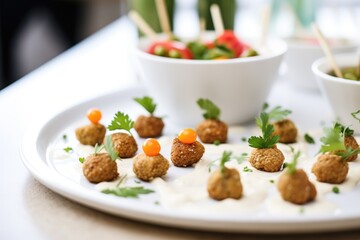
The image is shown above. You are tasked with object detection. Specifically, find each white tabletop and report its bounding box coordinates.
[1,16,360,239]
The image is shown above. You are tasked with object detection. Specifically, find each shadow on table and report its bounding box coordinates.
[23,176,360,240]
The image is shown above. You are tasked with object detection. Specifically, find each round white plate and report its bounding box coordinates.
[20,86,360,233]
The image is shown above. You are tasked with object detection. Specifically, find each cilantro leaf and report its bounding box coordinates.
[108,111,134,135]
[285,147,301,175]
[304,133,315,144]
[219,151,232,173]
[319,125,346,154]
[63,147,73,153]
[101,186,154,198]
[334,122,354,136]
[104,135,119,161]
[248,112,279,148]
[262,103,292,122]
[197,98,221,120]
[134,96,157,115]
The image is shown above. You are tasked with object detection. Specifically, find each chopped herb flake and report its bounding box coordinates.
[213,140,221,146]
[243,166,253,172]
[102,186,154,198]
[304,133,315,144]
[79,157,85,163]
[332,186,340,194]
[63,147,73,153]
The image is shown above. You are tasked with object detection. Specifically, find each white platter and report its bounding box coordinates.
[20,86,360,233]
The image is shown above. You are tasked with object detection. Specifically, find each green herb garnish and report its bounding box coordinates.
[63,147,73,153]
[79,157,85,163]
[286,147,301,175]
[213,140,221,146]
[304,133,315,144]
[243,166,253,172]
[248,112,280,148]
[299,207,305,214]
[219,151,232,174]
[269,179,275,184]
[62,134,67,141]
[104,135,119,161]
[134,96,157,115]
[352,109,360,122]
[332,186,340,194]
[108,111,134,135]
[154,201,160,205]
[319,125,346,154]
[197,98,221,120]
[334,122,354,136]
[234,153,248,164]
[241,137,247,142]
[94,143,104,155]
[134,179,141,184]
[262,103,292,122]
[102,186,154,198]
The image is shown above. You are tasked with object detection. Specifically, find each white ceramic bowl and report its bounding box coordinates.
[284,38,358,91]
[136,36,287,127]
[312,53,360,133]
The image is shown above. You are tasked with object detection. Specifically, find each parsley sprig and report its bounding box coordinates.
[108,111,134,135]
[197,98,221,120]
[262,103,292,122]
[285,147,301,175]
[248,112,279,149]
[219,151,232,174]
[101,174,154,198]
[352,109,360,122]
[334,122,354,136]
[319,125,346,154]
[134,96,157,115]
[93,135,119,161]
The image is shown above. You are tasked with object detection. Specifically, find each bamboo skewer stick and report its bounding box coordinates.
[311,24,343,78]
[155,0,173,39]
[128,11,158,41]
[210,4,224,36]
[198,17,206,41]
[260,4,271,48]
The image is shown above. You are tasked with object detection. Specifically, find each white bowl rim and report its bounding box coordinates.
[135,37,288,65]
[285,38,359,50]
[312,54,360,86]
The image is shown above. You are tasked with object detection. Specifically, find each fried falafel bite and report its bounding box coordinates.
[75,108,106,146]
[333,123,359,162]
[248,112,285,172]
[171,128,205,167]
[207,151,243,200]
[133,138,169,181]
[134,96,164,138]
[277,150,316,204]
[312,154,349,184]
[262,103,297,143]
[83,153,119,183]
[272,119,298,144]
[108,111,138,158]
[195,98,228,144]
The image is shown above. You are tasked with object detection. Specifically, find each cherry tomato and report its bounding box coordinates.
[87,108,102,124]
[148,41,193,59]
[142,138,161,156]
[215,30,248,57]
[178,128,197,144]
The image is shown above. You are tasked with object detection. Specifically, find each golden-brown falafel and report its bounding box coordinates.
[312,154,349,184]
[83,153,119,183]
[111,132,138,158]
[134,115,164,138]
[272,119,298,144]
[196,119,228,144]
[75,123,106,146]
[207,167,243,200]
[170,138,205,167]
[277,169,316,205]
[249,145,284,172]
[133,153,169,181]
[342,136,359,161]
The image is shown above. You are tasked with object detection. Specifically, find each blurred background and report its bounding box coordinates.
[0,0,359,90]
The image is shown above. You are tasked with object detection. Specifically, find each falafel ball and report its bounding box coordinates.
[111,132,138,158]
[312,154,349,184]
[83,153,119,183]
[196,119,228,144]
[207,167,243,200]
[75,123,106,146]
[134,115,164,138]
[341,136,359,162]
[170,138,205,167]
[133,153,169,181]
[249,145,285,172]
[272,119,298,144]
[277,169,317,205]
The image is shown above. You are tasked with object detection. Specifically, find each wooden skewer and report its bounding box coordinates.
[128,10,158,41]
[311,24,343,78]
[155,0,173,39]
[260,4,271,48]
[198,17,206,41]
[210,4,224,36]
